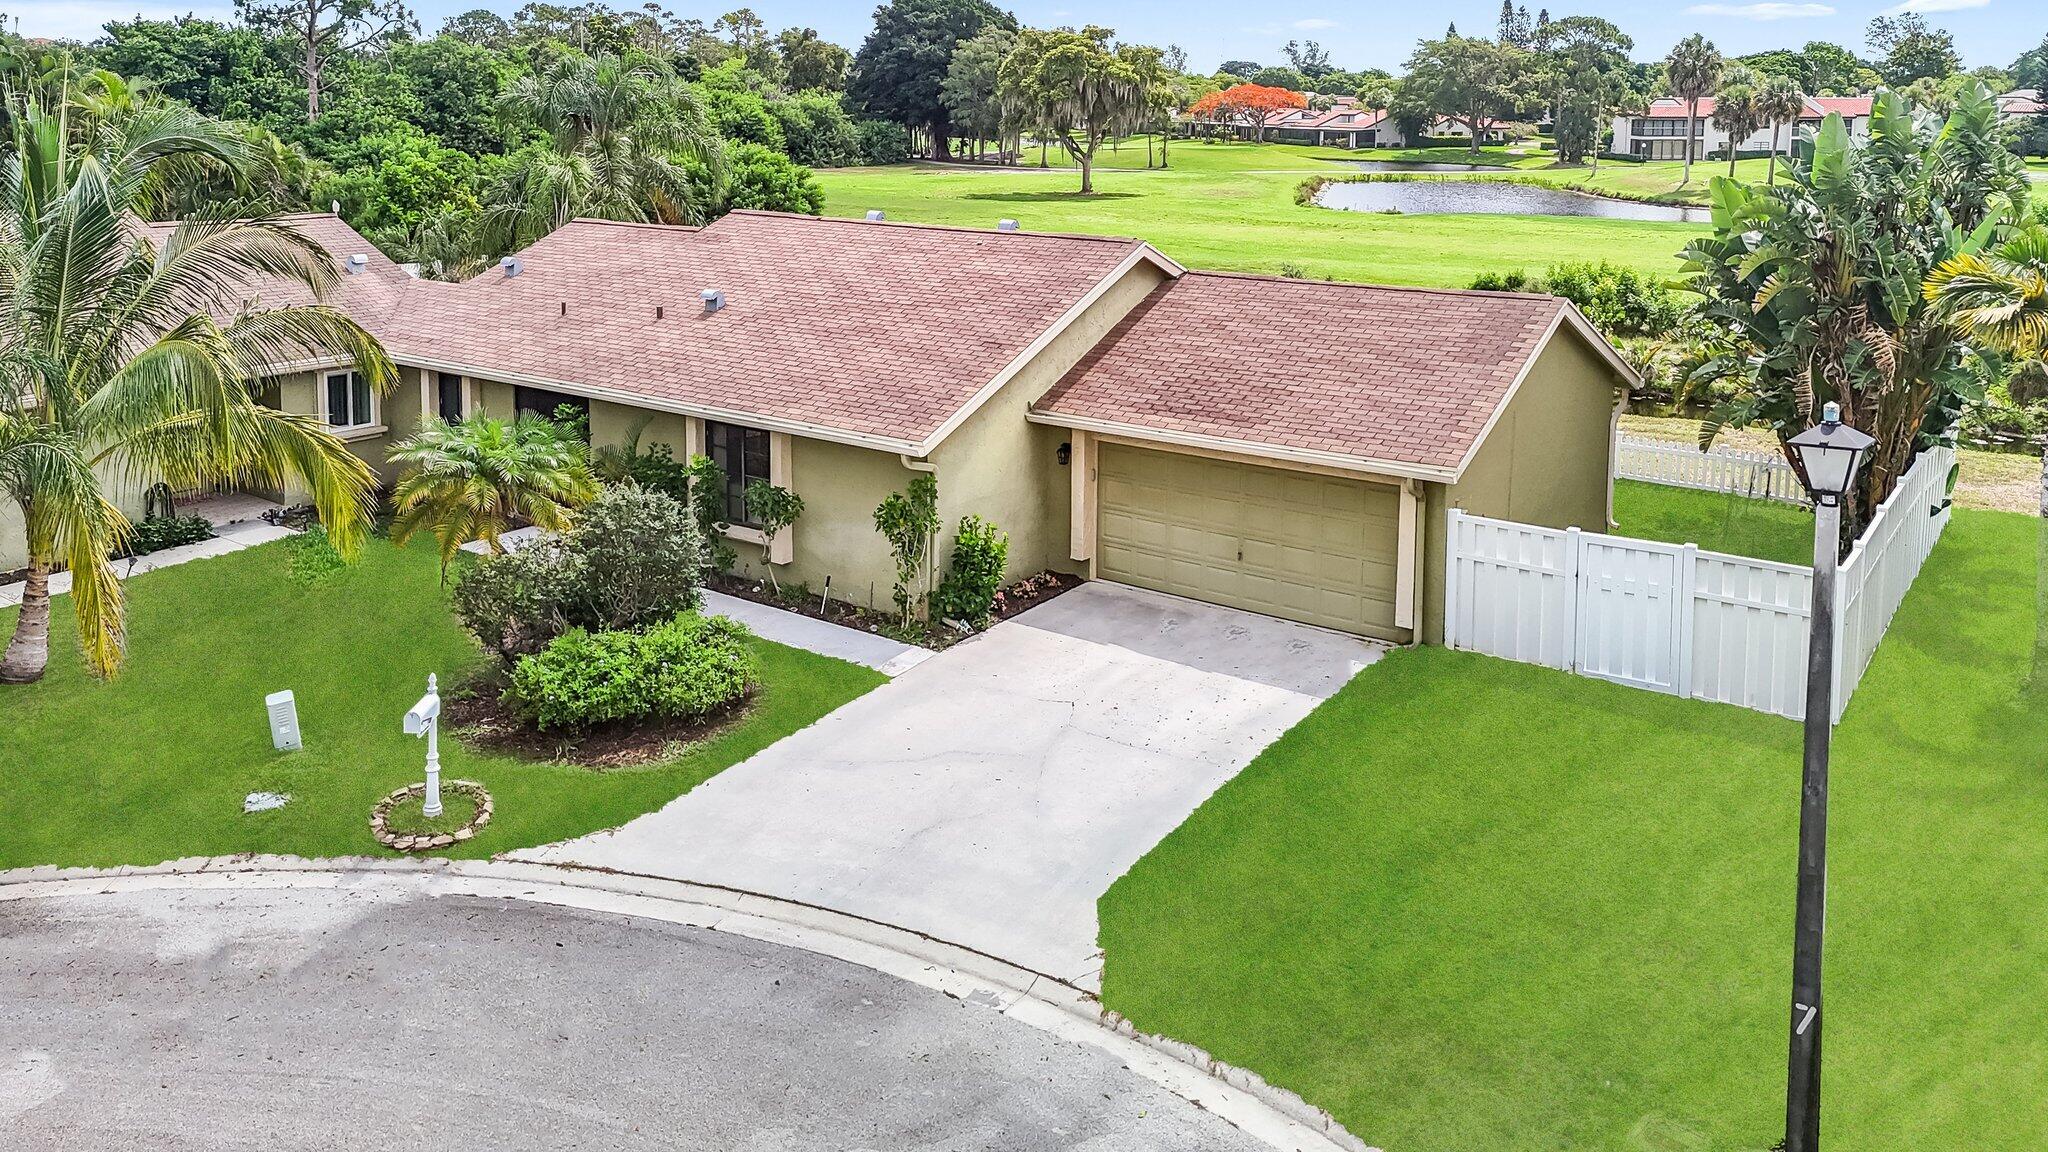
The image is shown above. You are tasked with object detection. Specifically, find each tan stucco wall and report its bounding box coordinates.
[929,259,1171,581]
[725,437,914,607]
[1420,328,1622,643]
[260,366,420,504]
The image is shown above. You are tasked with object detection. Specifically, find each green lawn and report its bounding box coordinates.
[0,538,885,869]
[1611,478,1814,565]
[1099,507,2046,1151]
[819,141,1706,289]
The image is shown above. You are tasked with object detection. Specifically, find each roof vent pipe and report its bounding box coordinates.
[701,289,725,314]
[864,209,886,222]
[343,253,368,275]
[997,219,1019,232]
[500,256,523,278]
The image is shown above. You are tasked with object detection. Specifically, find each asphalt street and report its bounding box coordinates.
[0,884,1273,1151]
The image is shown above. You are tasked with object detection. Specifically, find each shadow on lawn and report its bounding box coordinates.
[962,190,1142,203]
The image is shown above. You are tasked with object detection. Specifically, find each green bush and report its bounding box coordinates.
[1469,269,1534,292]
[854,118,911,165]
[932,515,1008,625]
[452,486,705,661]
[284,522,348,584]
[508,613,756,731]
[722,141,824,215]
[770,91,862,167]
[115,514,214,559]
[1543,260,1683,337]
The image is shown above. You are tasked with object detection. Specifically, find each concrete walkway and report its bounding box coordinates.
[0,514,290,606]
[457,528,930,676]
[702,588,931,676]
[517,582,1385,987]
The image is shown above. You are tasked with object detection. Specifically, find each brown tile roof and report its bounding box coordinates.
[387,211,1165,449]
[139,213,416,339]
[1033,271,1597,477]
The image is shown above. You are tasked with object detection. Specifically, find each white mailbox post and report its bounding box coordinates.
[403,674,444,818]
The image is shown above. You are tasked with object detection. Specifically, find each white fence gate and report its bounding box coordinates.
[1616,433,1810,506]
[1446,445,1954,722]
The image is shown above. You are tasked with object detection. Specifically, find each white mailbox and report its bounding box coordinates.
[265,690,302,751]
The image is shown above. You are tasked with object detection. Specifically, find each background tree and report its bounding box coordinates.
[439,8,513,47]
[1403,34,1537,155]
[847,0,1015,159]
[1867,14,1960,87]
[487,52,720,248]
[1709,65,1761,177]
[940,26,1014,159]
[1188,82,1305,143]
[2014,35,2048,93]
[998,25,1143,194]
[777,27,851,91]
[1217,60,1259,80]
[1754,72,1803,184]
[1281,40,1332,80]
[0,97,394,683]
[1663,33,1721,185]
[1535,16,1632,166]
[234,0,418,119]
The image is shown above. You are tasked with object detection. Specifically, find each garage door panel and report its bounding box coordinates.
[1097,443,1402,638]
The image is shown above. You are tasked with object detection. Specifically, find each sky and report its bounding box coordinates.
[9,0,2032,74]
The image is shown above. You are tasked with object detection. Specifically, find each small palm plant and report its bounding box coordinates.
[387,416,599,580]
[0,93,394,683]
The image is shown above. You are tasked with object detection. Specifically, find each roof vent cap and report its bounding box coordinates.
[701,288,726,314]
[343,253,368,275]
[864,209,886,222]
[500,256,523,278]
[997,218,1019,232]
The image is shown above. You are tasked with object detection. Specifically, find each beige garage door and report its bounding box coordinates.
[1097,443,1401,637]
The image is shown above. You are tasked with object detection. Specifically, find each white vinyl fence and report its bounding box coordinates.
[1616,433,1810,506]
[1446,445,1953,721]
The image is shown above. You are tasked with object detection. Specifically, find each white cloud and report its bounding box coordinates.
[9,0,234,41]
[1882,0,1988,12]
[1684,2,1835,18]
[1292,18,1340,30]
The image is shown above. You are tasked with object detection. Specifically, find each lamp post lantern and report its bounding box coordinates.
[1779,401,1874,1152]
[404,674,445,819]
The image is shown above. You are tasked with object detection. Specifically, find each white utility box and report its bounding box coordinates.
[266,689,302,751]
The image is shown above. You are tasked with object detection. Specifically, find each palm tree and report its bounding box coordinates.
[486,53,720,252]
[0,96,394,684]
[1710,67,1761,179]
[1665,34,1721,186]
[1754,75,1804,185]
[387,416,598,579]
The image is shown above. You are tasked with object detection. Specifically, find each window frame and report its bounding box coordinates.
[323,369,376,431]
[435,371,465,423]
[705,420,772,528]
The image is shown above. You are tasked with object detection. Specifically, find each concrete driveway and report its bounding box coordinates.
[517,582,1384,985]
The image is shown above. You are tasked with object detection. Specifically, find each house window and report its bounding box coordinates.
[324,370,374,430]
[513,385,589,430]
[436,372,464,423]
[706,420,770,527]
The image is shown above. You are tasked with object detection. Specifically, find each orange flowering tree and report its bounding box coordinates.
[1187,83,1306,141]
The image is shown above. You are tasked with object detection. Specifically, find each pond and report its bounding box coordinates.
[1316,179,1711,223]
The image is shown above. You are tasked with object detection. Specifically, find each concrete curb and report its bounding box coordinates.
[0,855,1376,1152]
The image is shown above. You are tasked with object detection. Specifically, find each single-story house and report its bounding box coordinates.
[37,208,1632,646]
[1611,94,1873,161]
[1264,102,1406,149]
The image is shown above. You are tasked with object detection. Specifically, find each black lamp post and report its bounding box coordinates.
[1779,401,1874,1152]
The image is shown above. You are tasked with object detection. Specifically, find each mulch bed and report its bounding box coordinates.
[444,685,755,770]
[708,569,1084,650]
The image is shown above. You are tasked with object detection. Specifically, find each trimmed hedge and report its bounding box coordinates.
[508,612,756,732]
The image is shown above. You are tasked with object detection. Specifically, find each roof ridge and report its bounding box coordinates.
[562,217,703,233]
[1177,268,1567,307]
[723,208,1144,247]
